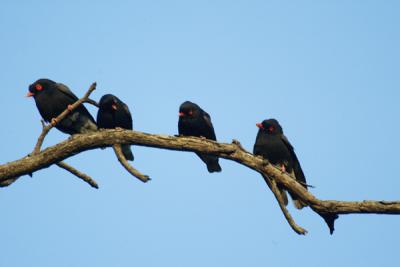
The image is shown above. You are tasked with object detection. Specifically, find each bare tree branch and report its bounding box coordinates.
[3,79,400,234]
[0,129,399,234]
[259,170,309,235]
[0,161,99,189]
[4,82,397,234]
[268,175,307,235]
[112,144,150,183]
[56,161,99,189]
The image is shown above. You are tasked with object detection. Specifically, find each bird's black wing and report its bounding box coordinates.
[55,83,79,101]
[280,134,307,188]
[202,111,217,140]
[56,83,96,124]
[121,102,133,129]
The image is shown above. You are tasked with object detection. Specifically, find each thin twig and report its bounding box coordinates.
[85,98,99,108]
[265,175,307,235]
[262,174,307,234]
[113,144,150,183]
[56,161,99,189]
[32,82,97,155]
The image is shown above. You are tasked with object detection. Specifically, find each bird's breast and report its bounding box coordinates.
[254,137,291,165]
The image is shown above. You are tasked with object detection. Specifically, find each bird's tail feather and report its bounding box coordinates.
[292,198,307,209]
[197,153,222,173]
[206,161,222,173]
[122,145,134,161]
[288,169,308,209]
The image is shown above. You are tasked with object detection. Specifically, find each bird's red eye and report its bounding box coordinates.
[268,126,275,132]
[35,84,43,91]
[188,110,193,116]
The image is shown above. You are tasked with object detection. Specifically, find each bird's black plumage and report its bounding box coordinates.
[97,94,134,161]
[28,78,97,135]
[178,101,221,173]
[253,119,307,209]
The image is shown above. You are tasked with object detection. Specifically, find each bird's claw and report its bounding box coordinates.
[67,105,73,111]
[51,118,58,126]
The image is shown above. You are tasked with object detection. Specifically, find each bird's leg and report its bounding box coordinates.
[67,104,74,111]
[51,118,58,126]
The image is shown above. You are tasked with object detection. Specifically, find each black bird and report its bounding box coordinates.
[253,119,307,209]
[178,101,221,173]
[27,79,97,135]
[97,94,134,161]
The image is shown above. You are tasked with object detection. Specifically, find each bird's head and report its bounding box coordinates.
[178,101,200,119]
[27,79,56,97]
[99,94,119,111]
[256,119,283,135]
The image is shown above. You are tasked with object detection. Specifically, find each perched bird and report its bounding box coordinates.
[253,119,307,209]
[27,78,97,135]
[178,101,221,173]
[97,94,134,161]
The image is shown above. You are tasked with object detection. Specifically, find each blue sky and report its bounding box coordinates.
[1,1,399,266]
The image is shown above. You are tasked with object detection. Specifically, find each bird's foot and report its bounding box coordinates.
[67,104,73,111]
[200,136,207,140]
[115,127,124,131]
[51,118,58,126]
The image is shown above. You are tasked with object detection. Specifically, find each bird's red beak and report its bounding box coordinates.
[179,112,185,117]
[112,104,118,110]
[256,123,264,129]
[26,92,34,97]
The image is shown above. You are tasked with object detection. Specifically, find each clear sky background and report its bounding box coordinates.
[1,1,399,266]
